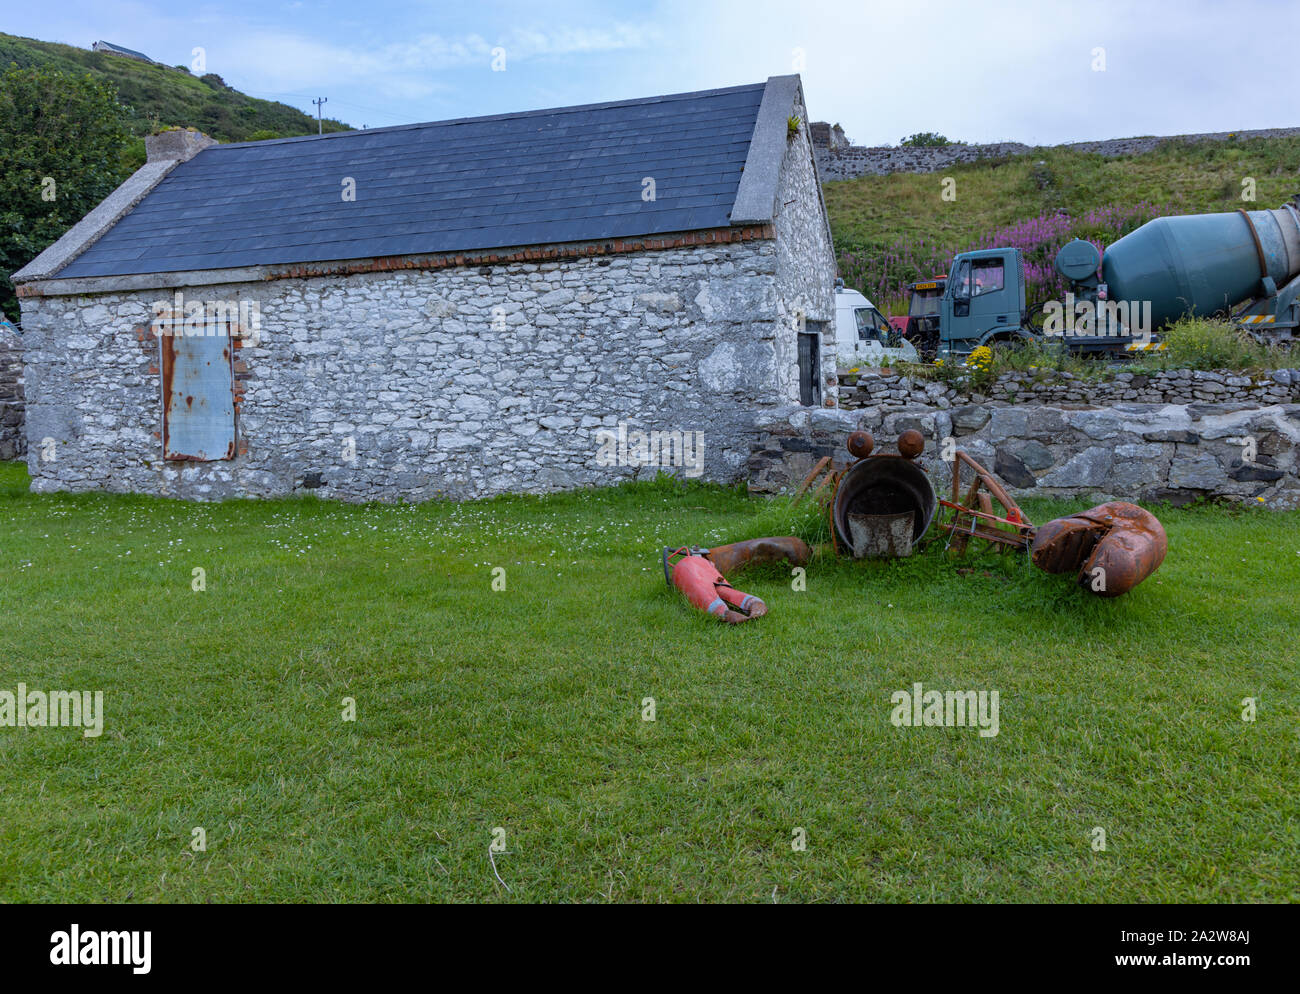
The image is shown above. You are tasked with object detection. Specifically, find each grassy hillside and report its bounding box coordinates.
[0,32,359,319]
[825,136,1300,313]
[0,31,351,169]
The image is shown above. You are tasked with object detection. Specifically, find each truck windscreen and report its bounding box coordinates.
[909,293,941,317]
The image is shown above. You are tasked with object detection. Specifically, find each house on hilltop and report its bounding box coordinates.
[91,40,156,64]
[12,75,836,501]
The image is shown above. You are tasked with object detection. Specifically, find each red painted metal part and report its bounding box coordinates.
[663,547,767,624]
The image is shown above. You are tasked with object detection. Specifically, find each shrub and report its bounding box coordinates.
[1151,317,1283,372]
[0,66,129,321]
[900,132,952,147]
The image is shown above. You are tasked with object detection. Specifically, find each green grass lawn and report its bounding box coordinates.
[1,459,1297,903]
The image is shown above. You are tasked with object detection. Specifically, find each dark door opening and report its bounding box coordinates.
[798,329,822,406]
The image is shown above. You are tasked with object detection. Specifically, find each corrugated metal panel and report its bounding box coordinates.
[161,330,235,461]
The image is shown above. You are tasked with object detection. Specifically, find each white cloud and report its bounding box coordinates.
[638,0,1287,146]
[5,0,1286,142]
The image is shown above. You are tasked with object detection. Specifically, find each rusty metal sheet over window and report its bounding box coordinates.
[161,327,236,461]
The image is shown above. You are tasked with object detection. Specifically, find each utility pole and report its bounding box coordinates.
[312,97,327,134]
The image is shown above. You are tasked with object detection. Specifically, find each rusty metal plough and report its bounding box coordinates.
[937,450,1167,597]
[938,449,1035,555]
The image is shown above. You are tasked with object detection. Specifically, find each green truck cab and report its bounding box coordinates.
[936,249,1030,359]
[933,245,1145,360]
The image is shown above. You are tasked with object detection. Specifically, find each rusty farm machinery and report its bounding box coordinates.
[663,430,1166,622]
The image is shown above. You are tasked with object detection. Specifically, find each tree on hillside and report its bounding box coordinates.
[900,132,952,147]
[0,65,129,321]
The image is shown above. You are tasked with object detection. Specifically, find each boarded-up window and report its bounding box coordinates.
[160,317,236,461]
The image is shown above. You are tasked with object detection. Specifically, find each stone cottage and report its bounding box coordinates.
[90,41,158,64]
[13,75,836,500]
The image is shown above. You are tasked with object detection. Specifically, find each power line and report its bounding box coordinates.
[311,96,327,135]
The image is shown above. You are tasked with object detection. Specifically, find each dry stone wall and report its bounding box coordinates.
[841,368,1300,411]
[0,324,24,461]
[750,369,1300,509]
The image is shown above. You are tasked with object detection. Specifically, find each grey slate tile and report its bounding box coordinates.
[56,82,766,278]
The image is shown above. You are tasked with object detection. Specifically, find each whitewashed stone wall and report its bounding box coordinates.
[775,93,839,403]
[21,236,834,501]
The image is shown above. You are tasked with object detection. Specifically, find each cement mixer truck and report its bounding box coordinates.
[1089,198,1300,346]
[917,198,1300,360]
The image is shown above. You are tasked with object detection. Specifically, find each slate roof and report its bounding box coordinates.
[93,41,155,63]
[56,82,770,279]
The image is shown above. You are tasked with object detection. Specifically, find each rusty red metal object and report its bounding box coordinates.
[781,436,1168,596]
[938,449,1167,596]
[897,429,925,460]
[663,547,767,624]
[936,450,1035,555]
[793,432,941,558]
[1031,501,1167,597]
[847,430,875,459]
[833,452,937,554]
[702,536,811,576]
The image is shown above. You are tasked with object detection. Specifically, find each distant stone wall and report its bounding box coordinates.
[840,368,1300,411]
[813,126,1300,181]
[817,142,1032,181]
[0,325,24,460]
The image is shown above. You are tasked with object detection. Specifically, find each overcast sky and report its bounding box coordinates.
[4,0,1292,145]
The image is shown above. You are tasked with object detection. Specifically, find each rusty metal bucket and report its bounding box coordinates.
[832,456,936,557]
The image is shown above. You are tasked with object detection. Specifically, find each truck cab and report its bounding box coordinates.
[937,248,1028,359]
[833,287,920,368]
[898,275,946,358]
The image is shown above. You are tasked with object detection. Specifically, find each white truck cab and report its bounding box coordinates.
[833,287,918,368]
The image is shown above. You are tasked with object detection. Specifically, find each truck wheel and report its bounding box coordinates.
[988,335,1024,353]
[1024,302,1051,335]
[915,327,940,361]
